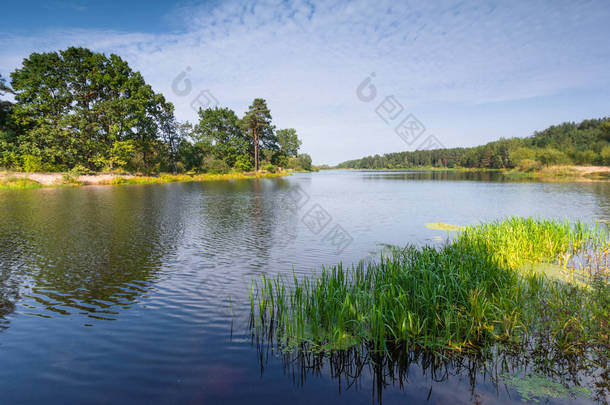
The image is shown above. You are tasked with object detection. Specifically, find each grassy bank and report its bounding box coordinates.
[0,171,287,189]
[250,218,609,360]
[0,177,44,190]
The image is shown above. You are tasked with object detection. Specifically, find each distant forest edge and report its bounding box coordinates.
[0,47,313,175]
[336,118,610,171]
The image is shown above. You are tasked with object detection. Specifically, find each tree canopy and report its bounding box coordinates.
[0,47,308,174]
[337,118,610,170]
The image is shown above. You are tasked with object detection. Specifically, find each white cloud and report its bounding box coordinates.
[1,0,610,164]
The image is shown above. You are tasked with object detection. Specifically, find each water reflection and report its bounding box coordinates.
[0,172,609,404]
[255,339,607,404]
[0,185,186,321]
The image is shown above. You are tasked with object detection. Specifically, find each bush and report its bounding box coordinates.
[536,148,570,166]
[509,147,536,166]
[22,155,43,172]
[600,146,610,166]
[263,163,276,173]
[517,159,541,172]
[202,157,229,174]
[233,155,253,172]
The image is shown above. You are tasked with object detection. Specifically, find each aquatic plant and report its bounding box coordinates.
[425,222,464,231]
[500,372,591,402]
[250,217,609,359]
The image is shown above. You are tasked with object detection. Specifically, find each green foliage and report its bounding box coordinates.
[262,163,276,173]
[195,107,248,167]
[338,118,609,169]
[7,47,174,172]
[251,218,609,359]
[202,156,229,174]
[536,147,569,166]
[242,98,276,171]
[600,146,610,166]
[517,159,541,172]
[0,177,42,189]
[1,48,303,175]
[277,128,301,158]
[22,154,43,172]
[233,155,253,172]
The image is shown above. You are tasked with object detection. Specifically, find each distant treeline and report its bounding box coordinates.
[0,47,312,174]
[337,118,610,171]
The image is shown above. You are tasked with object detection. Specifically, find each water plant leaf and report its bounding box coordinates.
[425,222,464,231]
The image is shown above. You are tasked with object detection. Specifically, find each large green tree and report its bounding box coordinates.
[242,98,276,171]
[9,47,174,171]
[0,74,18,168]
[195,107,249,168]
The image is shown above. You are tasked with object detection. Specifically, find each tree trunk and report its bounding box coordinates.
[254,127,259,171]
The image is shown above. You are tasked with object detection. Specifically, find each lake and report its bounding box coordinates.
[0,170,608,404]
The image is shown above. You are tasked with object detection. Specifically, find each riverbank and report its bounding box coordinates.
[0,171,288,189]
[331,165,610,181]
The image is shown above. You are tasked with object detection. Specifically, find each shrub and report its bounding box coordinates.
[202,157,229,174]
[22,155,43,172]
[233,155,253,172]
[517,159,541,172]
[263,163,276,173]
[536,148,570,166]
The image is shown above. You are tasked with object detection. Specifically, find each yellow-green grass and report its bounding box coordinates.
[425,222,464,231]
[0,171,287,189]
[251,217,609,359]
[0,177,43,189]
[103,171,287,185]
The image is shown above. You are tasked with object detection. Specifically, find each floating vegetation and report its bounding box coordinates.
[425,222,464,231]
[250,217,609,401]
[500,372,591,403]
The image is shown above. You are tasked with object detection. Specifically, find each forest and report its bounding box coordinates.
[337,118,610,171]
[0,47,313,174]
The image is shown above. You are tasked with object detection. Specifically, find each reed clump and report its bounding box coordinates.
[251,218,609,359]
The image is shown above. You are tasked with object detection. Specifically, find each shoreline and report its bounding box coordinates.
[0,171,289,190]
[329,165,610,181]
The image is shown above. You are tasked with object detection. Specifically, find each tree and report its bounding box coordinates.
[242,98,275,171]
[9,47,173,171]
[602,120,610,142]
[195,107,248,168]
[277,128,301,157]
[536,147,569,166]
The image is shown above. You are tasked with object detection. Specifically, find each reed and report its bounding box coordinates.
[251,217,609,358]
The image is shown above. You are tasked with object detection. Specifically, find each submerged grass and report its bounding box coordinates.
[251,218,609,362]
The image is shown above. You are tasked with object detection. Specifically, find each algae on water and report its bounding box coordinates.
[500,373,591,403]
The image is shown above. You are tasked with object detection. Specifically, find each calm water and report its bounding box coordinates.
[1,170,609,404]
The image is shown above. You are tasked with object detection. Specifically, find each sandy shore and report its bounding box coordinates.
[0,172,135,185]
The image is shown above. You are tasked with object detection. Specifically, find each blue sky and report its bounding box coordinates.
[1,0,610,165]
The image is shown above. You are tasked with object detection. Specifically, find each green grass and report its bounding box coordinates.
[0,177,43,189]
[250,218,609,359]
[104,171,287,185]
